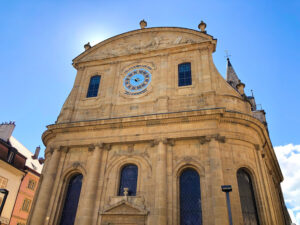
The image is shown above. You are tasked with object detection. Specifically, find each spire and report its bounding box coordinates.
[226,58,240,90]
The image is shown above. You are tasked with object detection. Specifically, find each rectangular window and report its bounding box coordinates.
[27,180,36,190]
[0,176,8,188]
[86,75,101,98]
[21,199,31,212]
[178,63,192,86]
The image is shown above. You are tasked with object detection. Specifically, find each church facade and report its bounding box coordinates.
[28,21,290,225]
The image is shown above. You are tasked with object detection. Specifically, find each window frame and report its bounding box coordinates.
[118,164,138,196]
[27,179,36,190]
[21,198,31,212]
[179,167,203,225]
[58,173,83,225]
[178,62,192,87]
[0,176,8,189]
[86,75,101,98]
[236,168,261,225]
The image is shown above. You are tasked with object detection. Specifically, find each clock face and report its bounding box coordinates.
[123,68,152,94]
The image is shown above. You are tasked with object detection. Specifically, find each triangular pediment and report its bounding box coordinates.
[102,200,148,215]
[73,27,216,64]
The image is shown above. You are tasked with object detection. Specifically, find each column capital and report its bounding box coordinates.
[59,146,69,153]
[88,144,96,152]
[199,136,211,145]
[150,138,175,147]
[211,134,226,143]
[101,143,112,151]
[254,144,260,151]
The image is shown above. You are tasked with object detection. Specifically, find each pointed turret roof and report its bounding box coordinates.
[226,58,240,90]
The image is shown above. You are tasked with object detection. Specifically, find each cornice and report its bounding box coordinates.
[42,108,282,181]
[73,26,217,67]
[73,42,214,69]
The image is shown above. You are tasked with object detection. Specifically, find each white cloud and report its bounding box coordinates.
[275,144,300,225]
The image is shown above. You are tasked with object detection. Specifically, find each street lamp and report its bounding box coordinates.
[221,185,233,225]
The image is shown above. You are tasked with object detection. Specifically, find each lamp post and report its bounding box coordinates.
[221,185,233,225]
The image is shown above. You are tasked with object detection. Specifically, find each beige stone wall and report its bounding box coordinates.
[28,27,288,225]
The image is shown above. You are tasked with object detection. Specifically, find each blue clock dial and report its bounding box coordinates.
[123,68,152,93]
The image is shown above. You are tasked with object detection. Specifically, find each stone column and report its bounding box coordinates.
[208,135,229,225]
[76,144,103,225]
[29,146,62,225]
[154,138,168,225]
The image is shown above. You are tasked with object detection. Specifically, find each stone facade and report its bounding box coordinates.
[28,24,290,225]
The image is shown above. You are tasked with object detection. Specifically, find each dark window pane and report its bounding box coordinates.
[86,75,101,98]
[178,63,192,86]
[59,174,83,225]
[118,164,138,196]
[180,168,202,225]
[237,169,260,225]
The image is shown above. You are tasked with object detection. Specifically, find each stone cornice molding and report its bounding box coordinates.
[42,108,282,181]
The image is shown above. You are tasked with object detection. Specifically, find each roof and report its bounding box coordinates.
[9,136,43,174]
[226,58,241,89]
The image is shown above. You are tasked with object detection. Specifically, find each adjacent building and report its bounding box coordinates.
[28,21,290,225]
[0,123,43,225]
[9,137,43,225]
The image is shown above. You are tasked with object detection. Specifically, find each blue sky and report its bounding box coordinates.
[0,0,299,223]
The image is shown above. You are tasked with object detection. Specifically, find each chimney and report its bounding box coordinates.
[32,146,40,159]
[0,122,16,142]
[38,157,45,164]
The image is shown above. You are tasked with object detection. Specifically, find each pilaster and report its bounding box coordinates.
[29,146,62,225]
[208,135,228,225]
[76,143,104,225]
[153,138,169,225]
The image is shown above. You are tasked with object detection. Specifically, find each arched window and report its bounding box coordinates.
[118,164,138,196]
[59,174,83,225]
[237,169,260,225]
[180,168,202,225]
[178,63,192,86]
[86,75,101,98]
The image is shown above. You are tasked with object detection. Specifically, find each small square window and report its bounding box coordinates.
[27,180,36,190]
[21,199,31,212]
[0,176,8,189]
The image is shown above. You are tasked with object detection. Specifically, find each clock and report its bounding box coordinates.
[123,68,152,95]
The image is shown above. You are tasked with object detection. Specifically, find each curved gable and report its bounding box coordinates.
[73,27,216,64]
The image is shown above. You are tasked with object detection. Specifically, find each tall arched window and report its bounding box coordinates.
[118,164,138,196]
[59,174,83,225]
[237,169,260,225]
[178,63,192,86]
[86,75,101,98]
[180,168,202,225]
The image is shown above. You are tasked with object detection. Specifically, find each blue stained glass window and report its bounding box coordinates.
[180,168,202,225]
[86,75,101,98]
[59,174,83,225]
[237,169,260,225]
[118,164,138,196]
[178,63,192,86]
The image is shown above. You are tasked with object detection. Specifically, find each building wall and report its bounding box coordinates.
[28,27,288,225]
[10,172,39,225]
[0,160,24,225]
